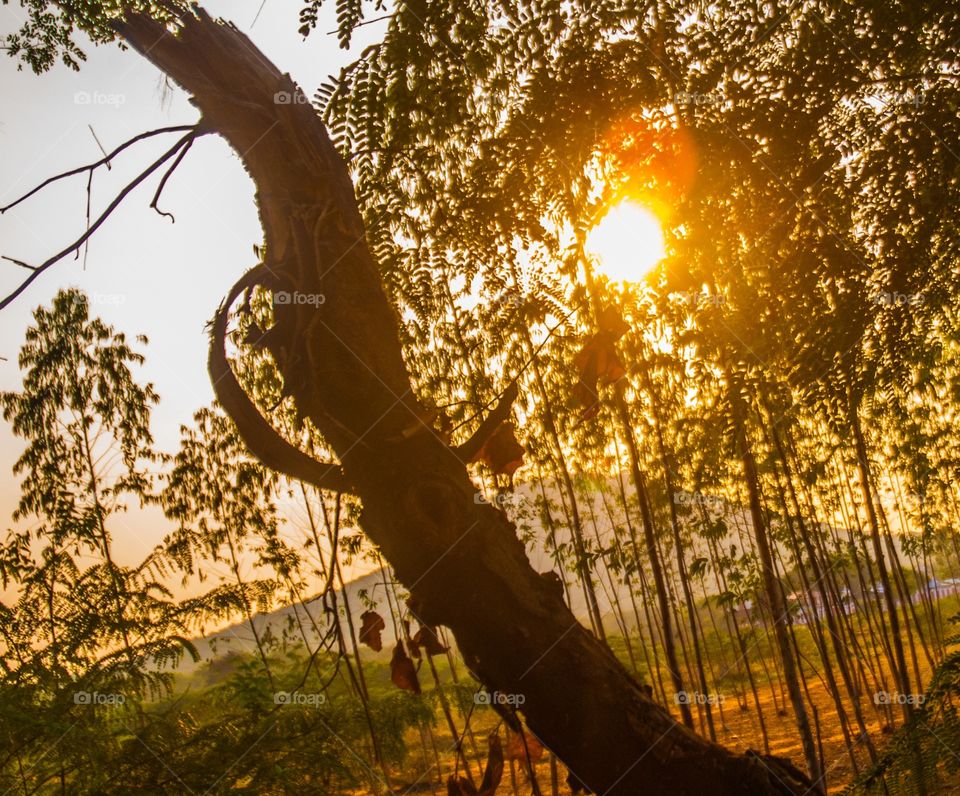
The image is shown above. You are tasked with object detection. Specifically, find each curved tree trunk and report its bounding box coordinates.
[115,9,819,794]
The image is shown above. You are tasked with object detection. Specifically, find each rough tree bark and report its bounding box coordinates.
[115,8,819,794]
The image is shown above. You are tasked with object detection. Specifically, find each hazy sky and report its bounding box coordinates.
[0,1,386,567]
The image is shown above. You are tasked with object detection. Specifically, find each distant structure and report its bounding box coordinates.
[921,577,960,601]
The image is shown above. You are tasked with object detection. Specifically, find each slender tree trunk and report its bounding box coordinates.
[507,262,606,638]
[848,397,913,720]
[584,489,637,668]
[769,420,879,765]
[642,360,715,739]
[725,373,821,784]
[614,445,668,701]
[612,386,694,729]
[219,510,276,690]
[80,425,138,668]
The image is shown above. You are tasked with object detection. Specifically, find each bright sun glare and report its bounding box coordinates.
[585,201,666,283]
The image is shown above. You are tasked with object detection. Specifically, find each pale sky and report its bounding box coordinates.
[0,1,387,567]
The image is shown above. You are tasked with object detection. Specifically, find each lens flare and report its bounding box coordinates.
[585,201,666,284]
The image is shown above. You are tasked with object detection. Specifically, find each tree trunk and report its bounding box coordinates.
[115,9,819,794]
[641,358,715,739]
[848,394,913,719]
[725,371,822,785]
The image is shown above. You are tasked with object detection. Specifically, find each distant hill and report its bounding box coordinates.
[176,566,392,671]
[174,478,946,673]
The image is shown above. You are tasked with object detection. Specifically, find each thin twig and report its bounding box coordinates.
[87,125,112,170]
[81,126,112,266]
[0,131,198,311]
[80,169,93,267]
[0,125,197,214]
[1,256,36,271]
[251,0,268,27]
[319,492,343,599]
[449,297,585,436]
[326,13,395,36]
[150,133,197,222]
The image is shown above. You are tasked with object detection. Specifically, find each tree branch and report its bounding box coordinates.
[0,125,198,214]
[208,264,355,495]
[0,130,201,311]
[1,256,36,271]
[150,133,198,222]
[453,381,519,462]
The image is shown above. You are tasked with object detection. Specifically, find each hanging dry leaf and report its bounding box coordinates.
[478,733,504,795]
[447,733,504,796]
[597,305,629,340]
[411,624,448,657]
[469,420,524,476]
[390,641,421,694]
[572,331,626,418]
[403,619,421,659]
[358,610,386,652]
[503,729,544,765]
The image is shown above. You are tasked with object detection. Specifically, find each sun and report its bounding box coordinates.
[585,201,666,283]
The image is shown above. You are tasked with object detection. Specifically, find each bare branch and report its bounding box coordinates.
[453,381,519,462]
[325,13,395,36]
[0,125,198,214]
[150,132,198,222]
[208,264,355,495]
[87,126,113,171]
[0,131,199,312]
[1,256,36,271]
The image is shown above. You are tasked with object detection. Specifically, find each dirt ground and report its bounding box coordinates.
[382,672,928,795]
